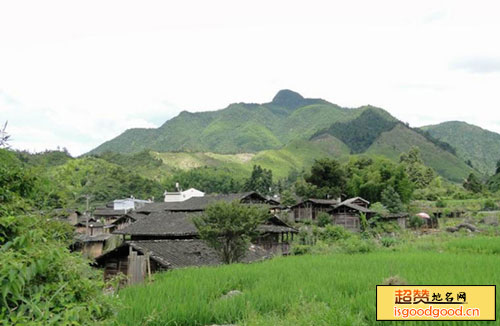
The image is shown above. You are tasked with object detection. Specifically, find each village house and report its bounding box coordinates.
[329,201,375,231]
[164,186,205,202]
[291,198,339,221]
[67,197,151,260]
[113,197,152,211]
[72,233,113,259]
[95,240,269,283]
[141,191,273,214]
[51,208,83,226]
[381,213,410,229]
[94,192,297,281]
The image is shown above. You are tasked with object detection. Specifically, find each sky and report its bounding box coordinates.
[1,0,500,156]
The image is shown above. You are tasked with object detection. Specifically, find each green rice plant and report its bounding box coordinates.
[116,236,500,326]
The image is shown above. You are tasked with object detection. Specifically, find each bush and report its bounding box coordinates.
[297,226,315,245]
[483,199,497,211]
[380,236,398,247]
[318,225,351,242]
[0,149,117,325]
[316,212,332,227]
[408,215,425,229]
[435,198,446,208]
[291,244,313,255]
[339,237,375,254]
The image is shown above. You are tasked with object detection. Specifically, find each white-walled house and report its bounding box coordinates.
[164,188,205,202]
[113,198,152,211]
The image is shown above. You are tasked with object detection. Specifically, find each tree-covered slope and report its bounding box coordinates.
[88,90,365,155]
[87,90,487,183]
[149,136,351,180]
[366,124,475,182]
[421,121,500,175]
[310,108,398,153]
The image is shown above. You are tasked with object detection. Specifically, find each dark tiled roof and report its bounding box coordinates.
[94,208,128,217]
[331,202,374,214]
[114,212,200,236]
[308,198,339,205]
[75,216,97,226]
[291,198,338,208]
[74,233,112,243]
[340,197,370,205]
[114,211,295,237]
[111,212,148,225]
[383,213,409,219]
[138,192,270,213]
[258,215,298,234]
[96,239,270,269]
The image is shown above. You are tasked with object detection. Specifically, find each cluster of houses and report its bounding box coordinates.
[57,187,413,284]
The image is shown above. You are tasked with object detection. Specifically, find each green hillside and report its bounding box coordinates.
[88,90,372,155]
[421,121,500,175]
[151,137,351,180]
[366,124,475,182]
[311,108,398,153]
[87,90,487,183]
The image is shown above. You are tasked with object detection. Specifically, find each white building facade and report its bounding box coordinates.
[164,188,205,202]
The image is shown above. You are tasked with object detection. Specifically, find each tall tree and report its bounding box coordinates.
[381,185,404,213]
[193,201,268,264]
[400,147,435,188]
[305,158,346,198]
[244,165,273,195]
[463,173,484,193]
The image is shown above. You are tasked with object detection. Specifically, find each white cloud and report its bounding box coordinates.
[1,0,500,155]
[451,56,500,74]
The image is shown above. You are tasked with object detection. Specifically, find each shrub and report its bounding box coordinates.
[316,212,332,227]
[318,225,351,242]
[483,199,497,211]
[380,236,398,247]
[408,215,425,229]
[193,201,269,264]
[435,198,446,208]
[291,244,312,255]
[339,237,375,254]
[297,226,315,245]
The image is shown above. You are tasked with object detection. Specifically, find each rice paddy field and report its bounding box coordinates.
[117,235,500,326]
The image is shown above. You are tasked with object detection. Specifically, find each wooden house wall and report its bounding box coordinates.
[102,250,165,281]
[75,226,87,234]
[255,233,291,255]
[332,213,360,231]
[397,217,407,229]
[293,204,312,221]
[82,242,105,259]
[293,203,331,221]
[89,227,104,236]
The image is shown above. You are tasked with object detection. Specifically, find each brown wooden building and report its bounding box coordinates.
[95,191,296,282]
[329,201,375,231]
[72,233,113,259]
[94,239,269,283]
[291,198,339,221]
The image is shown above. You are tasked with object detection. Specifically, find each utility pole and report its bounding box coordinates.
[80,194,93,235]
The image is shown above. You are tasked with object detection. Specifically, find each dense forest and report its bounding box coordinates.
[0,149,116,325]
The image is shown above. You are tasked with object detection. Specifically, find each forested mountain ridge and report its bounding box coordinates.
[88,90,394,155]
[421,121,500,175]
[86,90,495,182]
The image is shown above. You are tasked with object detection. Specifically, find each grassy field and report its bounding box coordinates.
[116,235,500,326]
[152,137,350,180]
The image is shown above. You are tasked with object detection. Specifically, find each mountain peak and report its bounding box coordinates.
[271,89,306,109]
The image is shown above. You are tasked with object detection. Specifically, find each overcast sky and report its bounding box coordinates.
[1,0,500,156]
